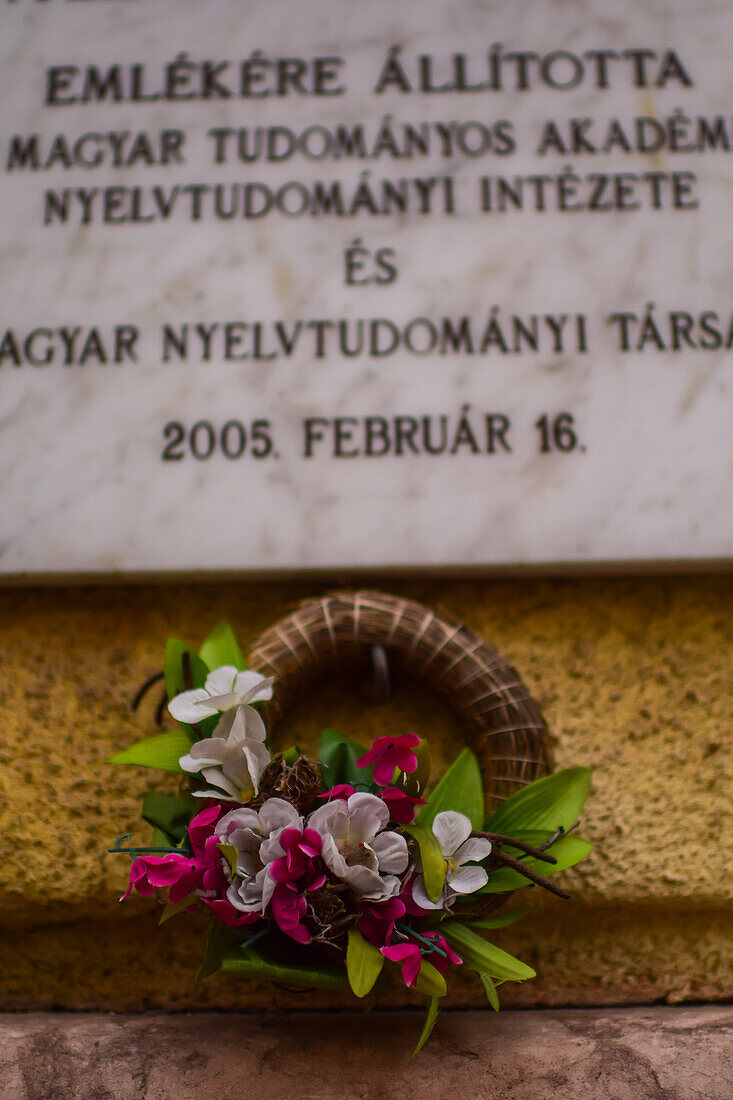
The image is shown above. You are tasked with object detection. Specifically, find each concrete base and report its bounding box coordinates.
[1,1006,731,1100]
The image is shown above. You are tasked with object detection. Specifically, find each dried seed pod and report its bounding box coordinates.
[251,754,323,814]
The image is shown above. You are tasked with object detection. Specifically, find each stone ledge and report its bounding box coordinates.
[1,1007,731,1100]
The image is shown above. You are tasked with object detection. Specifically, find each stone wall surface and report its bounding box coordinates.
[2,1007,732,1100]
[0,576,731,1009]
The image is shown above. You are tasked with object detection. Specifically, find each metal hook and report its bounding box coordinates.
[370,645,391,703]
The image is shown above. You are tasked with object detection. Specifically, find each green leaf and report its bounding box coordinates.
[158,892,197,925]
[197,920,240,983]
[441,921,536,981]
[222,938,348,991]
[414,997,440,1055]
[217,843,239,882]
[403,823,446,903]
[361,967,390,1015]
[485,767,591,834]
[479,836,593,894]
[346,929,385,998]
[318,728,374,790]
[495,829,561,851]
[479,972,500,1011]
[468,906,530,930]
[282,745,300,765]
[141,790,199,844]
[164,638,209,700]
[413,959,447,998]
[418,748,484,830]
[108,730,191,772]
[198,622,245,673]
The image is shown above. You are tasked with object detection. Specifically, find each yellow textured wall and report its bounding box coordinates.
[1,576,731,1010]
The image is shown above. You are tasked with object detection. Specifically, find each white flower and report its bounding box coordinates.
[412,810,491,910]
[307,792,409,901]
[171,666,274,800]
[216,798,301,912]
[168,665,273,738]
[178,705,271,800]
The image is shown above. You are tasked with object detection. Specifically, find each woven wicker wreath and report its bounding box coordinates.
[246,590,550,811]
[112,589,591,1038]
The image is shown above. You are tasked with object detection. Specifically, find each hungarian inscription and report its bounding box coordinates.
[1,0,731,573]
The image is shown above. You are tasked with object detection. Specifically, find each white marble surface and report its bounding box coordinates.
[0,0,732,575]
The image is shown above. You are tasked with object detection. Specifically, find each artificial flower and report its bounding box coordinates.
[411,810,492,909]
[202,898,260,928]
[178,705,271,799]
[216,798,302,912]
[379,785,425,824]
[308,792,409,900]
[356,734,421,786]
[122,804,228,905]
[419,932,462,975]
[267,827,326,888]
[357,896,406,947]
[168,665,273,734]
[269,882,312,944]
[381,932,462,987]
[259,827,329,943]
[381,941,423,986]
[318,784,357,801]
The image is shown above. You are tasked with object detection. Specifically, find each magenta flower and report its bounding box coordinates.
[381,942,423,986]
[269,882,311,944]
[268,827,326,888]
[357,896,406,947]
[381,932,462,987]
[398,874,436,917]
[187,803,225,849]
[261,827,328,943]
[122,803,229,906]
[318,784,357,801]
[379,786,425,824]
[356,734,421,786]
[122,853,197,904]
[203,898,260,928]
[421,932,462,976]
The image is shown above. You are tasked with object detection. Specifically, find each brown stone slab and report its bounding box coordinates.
[1,1007,731,1100]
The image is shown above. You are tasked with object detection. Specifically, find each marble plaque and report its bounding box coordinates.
[1,0,732,575]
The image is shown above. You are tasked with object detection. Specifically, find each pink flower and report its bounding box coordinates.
[379,786,425,824]
[122,853,196,904]
[421,932,462,976]
[262,827,328,943]
[381,942,423,986]
[381,932,462,987]
[268,827,326,888]
[122,803,229,906]
[357,896,406,947]
[399,874,437,917]
[203,898,260,928]
[356,734,421,786]
[269,882,311,943]
[318,784,357,801]
[187,803,226,849]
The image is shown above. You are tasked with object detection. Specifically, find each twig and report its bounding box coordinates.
[473,830,558,864]
[488,849,570,899]
[131,671,164,712]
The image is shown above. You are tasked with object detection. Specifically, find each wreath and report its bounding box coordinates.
[110,592,591,1052]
